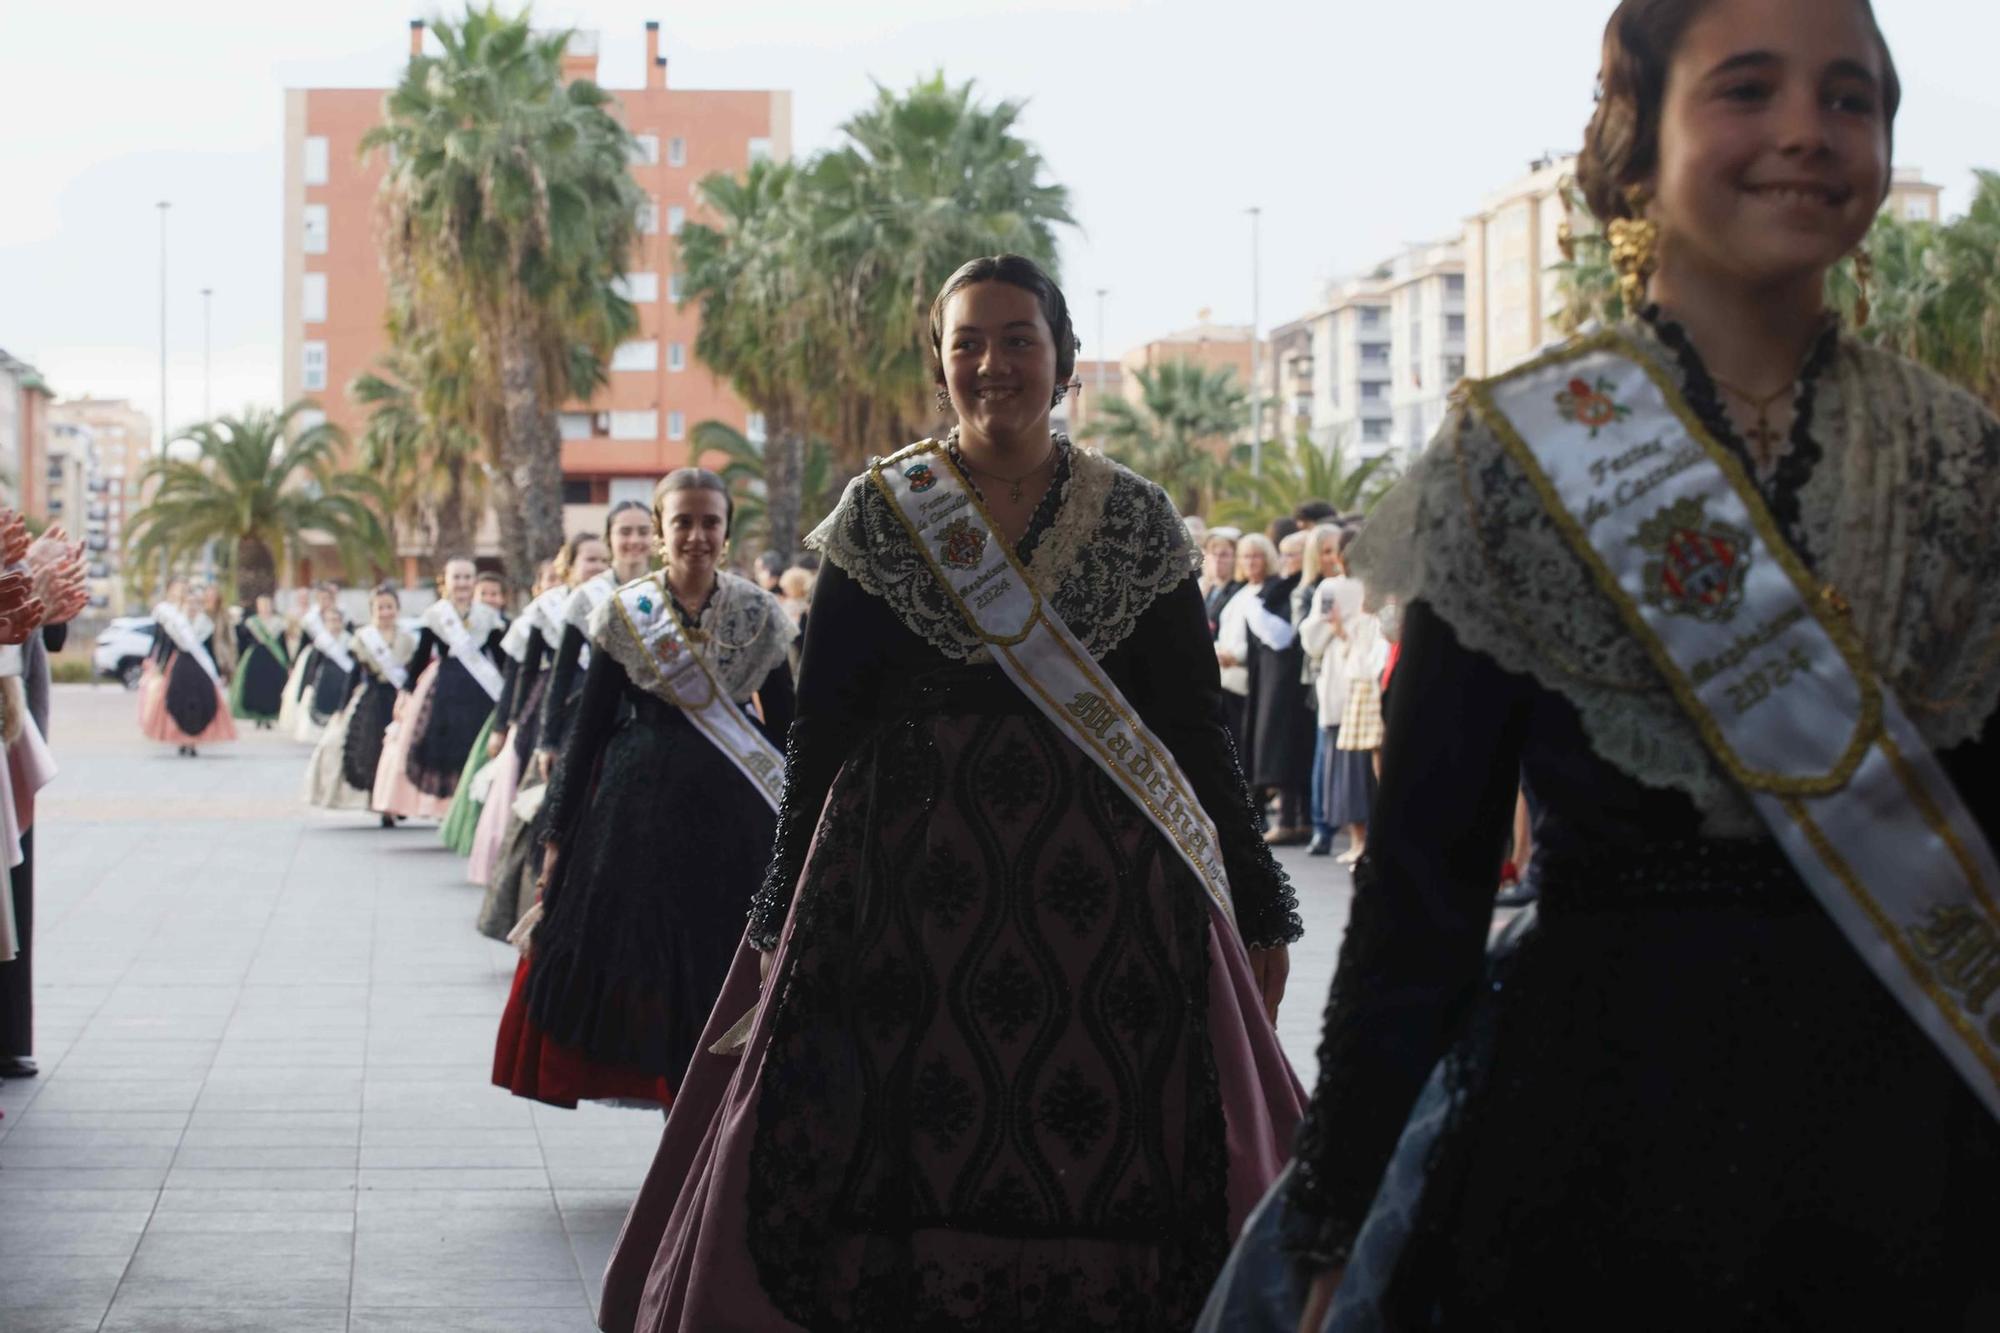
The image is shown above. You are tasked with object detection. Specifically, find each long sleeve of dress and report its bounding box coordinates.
[1283,598,1533,1265]
[403,629,439,692]
[494,656,522,726]
[755,660,797,747]
[746,561,895,951]
[1120,577,1303,949]
[540,648,626,867]
[538,625,588,756]
[148,624,170,665]
[508,636,549,726]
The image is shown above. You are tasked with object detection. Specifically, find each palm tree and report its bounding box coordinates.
[126,403,390,603]
[803,74,1078,456]
[351,328,491,566]
[364,5,640,588]
[1209,428,1399,528]
[689,419,836,559]
[679,160,816,559]
[1082,362,1250,513]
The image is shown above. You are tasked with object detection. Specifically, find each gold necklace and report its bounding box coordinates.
[1707,373,1796,470]
[951,436,1058,503]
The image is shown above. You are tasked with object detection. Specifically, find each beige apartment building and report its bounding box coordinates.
[283,19,791,580]
[1463,153,1950,379]
[1062,317,1266,445]
[48,398,153,614]
[0,350,53,522]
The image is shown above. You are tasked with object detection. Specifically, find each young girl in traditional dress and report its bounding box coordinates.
[139,579,237,756]
[598,255,1303,1333]
[1269,3,2000,1328]
[373,558,505,821]
[306,585,410,814]
[493,471,795,1109]
[534,501,655,783]
[472,536,607,926]
[283,584,349,743]
[230,593,291,728]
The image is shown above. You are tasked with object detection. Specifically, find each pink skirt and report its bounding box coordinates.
[371,663,450,820]
[138,654,238,746]
[466,745,522,885]
[597,905,1303,1332]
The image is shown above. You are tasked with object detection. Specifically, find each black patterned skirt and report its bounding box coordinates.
[405,658,492,798]
[342,677,398,793]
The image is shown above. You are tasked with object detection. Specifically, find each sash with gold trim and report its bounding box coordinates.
[1475,331,2000,1124]
[602,575,785,811]
[353,626,408,691]
[873,441,1239,935]
[301,608,355,675]
[426,602,503,700]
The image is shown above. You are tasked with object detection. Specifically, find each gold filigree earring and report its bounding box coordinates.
[1606,186,1659,311]
[1852,247,1874,327]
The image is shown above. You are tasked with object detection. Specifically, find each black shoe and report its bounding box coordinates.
[379,814,397,829]
[1307,834,1333,856]
[0,1056,39,1078]
[1494,882,1538,908]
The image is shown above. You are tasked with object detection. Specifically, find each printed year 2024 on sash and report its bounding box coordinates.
[1472,332,2000,1126]
[873,442,1240,937]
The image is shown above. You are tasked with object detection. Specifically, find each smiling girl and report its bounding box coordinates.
[1271,1,2000,1328]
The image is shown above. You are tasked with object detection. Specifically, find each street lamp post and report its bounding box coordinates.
[156,201,170,454]
[1248,206,1263,477]
[200,288,213,421]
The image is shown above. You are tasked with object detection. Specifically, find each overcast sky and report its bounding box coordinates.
[3,0,1993,441]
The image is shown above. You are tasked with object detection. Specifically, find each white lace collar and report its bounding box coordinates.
[807,442,1199,663]
[589,570,795,703]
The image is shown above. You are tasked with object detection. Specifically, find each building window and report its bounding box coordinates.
[637,199,659,235]
[667,206,685,236]
[611,340,658,372]
[609,410,658,440]
[1359,306,1384,330]
[667,273,685,303]
[667,411,686,440]
[302,204,329,254]
[1444,273,1466,296]
[1361,380,1387,402]
[302,341,328,392]
[303,136,329,185]
[748,137,773,163]
[302,272,328,323]
[1361,417,1391,444]
[294,408,328,436]
[632,134,659,165]
[1361,342,1390,365]
[667,342,686,372]
[557,412,593,440]
[614,272,659,303]
[668,136,687,167]
[745,411,767,443]
[1444,355,1466,383]
[1445,314,1466,337]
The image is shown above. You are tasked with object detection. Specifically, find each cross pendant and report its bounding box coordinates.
[1745,417,1783,469]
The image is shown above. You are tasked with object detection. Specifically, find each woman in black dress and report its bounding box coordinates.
[1280,3,2000,1329]
[230,593,291,727]
[533,500,656,782]
[494,470,795,1108]
[1221,535,1314,844]
[374,558,504,820]
[327,585,415,823]
[139,579,237,756]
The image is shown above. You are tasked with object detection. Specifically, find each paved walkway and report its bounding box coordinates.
[0,684,1352,1333]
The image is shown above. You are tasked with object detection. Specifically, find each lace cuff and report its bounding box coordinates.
[1219,726,1303,950]
[747,720,821,951]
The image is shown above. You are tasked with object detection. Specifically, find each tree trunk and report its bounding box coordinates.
[432,459,473,575]
[762,417,804,564]
[497,325,564,596]
[235,534,278,605]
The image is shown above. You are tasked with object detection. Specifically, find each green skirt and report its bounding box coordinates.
[439,709,499,856]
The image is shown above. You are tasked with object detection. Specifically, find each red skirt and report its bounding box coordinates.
[492,955,675,1110]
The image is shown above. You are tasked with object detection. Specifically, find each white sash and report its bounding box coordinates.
[874,441,1237,933]
[302,609,355,674]
[153,602,220,685]
[428,602,504,700]
[605,575,784,811]
[571,574,618,668]
[1475,331,2000,1124]
[354,626,409,691]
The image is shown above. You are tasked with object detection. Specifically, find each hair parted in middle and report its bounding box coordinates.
[551,530,599,584]
[928,253,1080,413]
[652,467,734,539]
[1575,0,1900,225]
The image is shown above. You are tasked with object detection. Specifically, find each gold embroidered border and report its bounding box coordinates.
[1466,330,1882,797]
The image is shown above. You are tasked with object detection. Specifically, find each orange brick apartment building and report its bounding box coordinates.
[283,20,792,578]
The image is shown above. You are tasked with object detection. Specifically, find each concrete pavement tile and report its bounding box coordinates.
[4,1110,190,1133]
[129,1227,354,1272]
[348,1310,597,1333]
[99,1310,348,1333]
[0,1165,170,1190]
[359,1143,544,1170]
[0,1125,186,1148]
[348,1274,591,1310]
[145,1209,357,1235]
[154,1188,357,1213]
[107,1276,353,1310]
[23,1079,205,1113]
[0,1252,132,1308]
[0,1187,162,1211]
[171,1144,359,1170]
[161,1166,358,1191]
[0,1308,112,1333]
[0,1210,150,1256]
[357,1167,551,1191]
[0,1143,180,1169]
[353,1228,581,1281]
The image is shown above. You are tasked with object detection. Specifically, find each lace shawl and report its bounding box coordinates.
[347,628,416,677]
[806,442,1200,662]
[420,598,502,642]
[588,571,796,705]
[502,588,565,661]
[1351,320,2000,833]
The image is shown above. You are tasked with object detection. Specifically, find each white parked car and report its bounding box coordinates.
[93,617,157,689]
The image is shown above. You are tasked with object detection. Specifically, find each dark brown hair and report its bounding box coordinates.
[652,467,733,537]
[552,530,601,583]
[604,499,654,541]
[1577,0,1900,223]
[928,254,1079,407]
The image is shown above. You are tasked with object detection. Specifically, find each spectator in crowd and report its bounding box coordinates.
[1201,527,1247,751]
[753,550,786,593]
[1296,523,1347,855]
[1222,532,1313,844]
